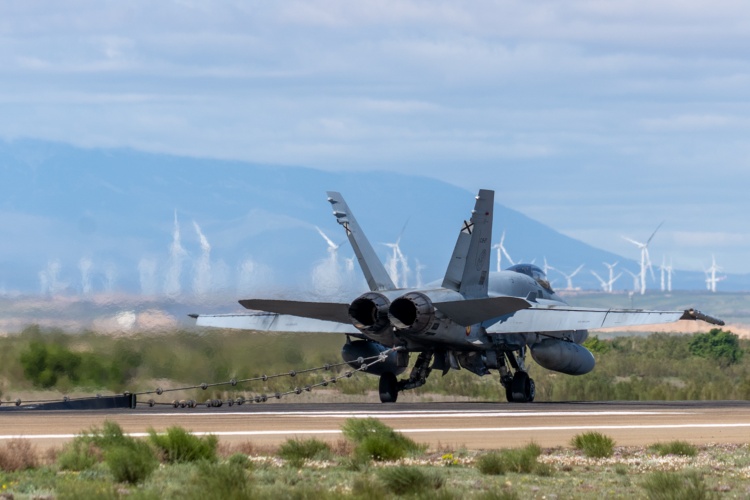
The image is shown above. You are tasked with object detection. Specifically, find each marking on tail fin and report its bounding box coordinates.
[441,189,494,298]
[326,192,396,291]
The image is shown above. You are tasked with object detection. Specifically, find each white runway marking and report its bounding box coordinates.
[3,423,750,440]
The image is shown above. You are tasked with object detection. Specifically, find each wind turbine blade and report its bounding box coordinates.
[501,248,514,265]
[591,271,606,285]
[315,226,337,249]
[571,264,584,277]
[395,218,410,245]
[646,221,665,245]
[622,236,645,247]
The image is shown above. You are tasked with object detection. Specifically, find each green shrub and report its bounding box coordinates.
[351,474,388,499]
[341,418,423,461]
[228,452,252,469]
[57,438,100,471]
[148,426,218,463]
[476,451,506,475]
[357,434,409,462]
[89,420,131,449]
[571,432,615,458]
[20,340,81,388]
[57,421,159,483]
[475,444,542,475]
[278,438,332,466]
[649,441,698,457]
[640,470,713,500]
[378,465,444,495]
[105,440,158,484]
[501,443,541,473]
[689,329,743,365]
[188,461,253,499]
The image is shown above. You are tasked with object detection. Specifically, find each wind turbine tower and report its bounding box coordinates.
[558,265,584,291]
[591,271,608,292]
[623,222,663,295]
[383,221,410,288]
[705,255,726,293]
[492,231,514,272]
[624,269,641,293]
[664,259,674,292]
[603,261,620,293]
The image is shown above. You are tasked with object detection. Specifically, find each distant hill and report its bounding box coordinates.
[0,138,747,299]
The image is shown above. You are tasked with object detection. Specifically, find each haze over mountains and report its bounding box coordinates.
[0,139,746,301]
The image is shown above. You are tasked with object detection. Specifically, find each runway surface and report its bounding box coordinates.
[2,401,749,450]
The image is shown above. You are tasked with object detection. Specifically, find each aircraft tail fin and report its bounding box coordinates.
[326,192,397,291]
[441,189,494,298]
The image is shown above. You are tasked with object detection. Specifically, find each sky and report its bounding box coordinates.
[1,1,749,274]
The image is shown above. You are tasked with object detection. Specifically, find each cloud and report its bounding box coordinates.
[2,1,750,273]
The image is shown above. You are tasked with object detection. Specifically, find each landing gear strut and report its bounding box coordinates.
[377,351,434,403]
[500,348,535,403]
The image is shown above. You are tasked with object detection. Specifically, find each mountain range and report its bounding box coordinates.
[0,138,747,301]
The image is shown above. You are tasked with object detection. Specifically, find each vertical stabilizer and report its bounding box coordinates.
[441,189,494,298]
[327,192,397,291]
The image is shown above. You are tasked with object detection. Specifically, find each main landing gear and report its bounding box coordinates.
[500,348,535,403]
[378,351,434,403]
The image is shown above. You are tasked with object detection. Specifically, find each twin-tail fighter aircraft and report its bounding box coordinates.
[193,190,723,403]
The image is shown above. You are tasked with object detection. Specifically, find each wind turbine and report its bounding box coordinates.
[705,255,726,293]
[603,261,621,293]
[558,264,584,291]
[623,222,663,295]
[492,231,514,271]
[624,269,641,293]
[383,220,410,288]
[315,226,343,263]
[543,257,555,276]
[664,259,674,292]
[591,271,608,292]
[415,259,427,288]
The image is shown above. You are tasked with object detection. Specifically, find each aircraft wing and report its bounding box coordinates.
[485,305,724,334]
[238,299,351,324]
[193,312,362,334]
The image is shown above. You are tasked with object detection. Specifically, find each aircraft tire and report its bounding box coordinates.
[379,372,399,403]
[511,372,533,403]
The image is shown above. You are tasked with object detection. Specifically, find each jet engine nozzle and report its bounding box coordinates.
[349,292,391,334]
[388,292,436,334]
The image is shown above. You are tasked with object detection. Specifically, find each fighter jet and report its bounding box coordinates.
[193,190,723,403]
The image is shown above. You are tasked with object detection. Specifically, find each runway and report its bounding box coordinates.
[2,401,749,450]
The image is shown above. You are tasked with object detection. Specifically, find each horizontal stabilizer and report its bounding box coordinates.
[239,299,351,324]
[194,312,361,334]
[435,296,531,326]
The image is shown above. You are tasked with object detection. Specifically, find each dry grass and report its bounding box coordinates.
[0,438,37,471]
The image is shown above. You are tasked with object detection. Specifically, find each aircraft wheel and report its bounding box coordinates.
[511,372,533,403]
[504,383,514,403]
[527,378,536,402]
[379,372,399,403]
